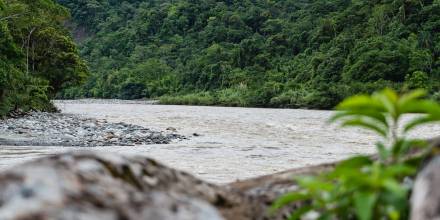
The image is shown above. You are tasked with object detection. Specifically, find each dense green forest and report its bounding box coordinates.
[57,0,440,109]
[0,0,87,116]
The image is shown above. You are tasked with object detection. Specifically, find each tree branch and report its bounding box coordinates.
[0,14,21,21]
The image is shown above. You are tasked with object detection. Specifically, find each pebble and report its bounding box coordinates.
[0,112,186,147]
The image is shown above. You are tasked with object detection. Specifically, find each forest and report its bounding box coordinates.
[0,0,87,116]
[57,0,440,109]
[1,0,439,112]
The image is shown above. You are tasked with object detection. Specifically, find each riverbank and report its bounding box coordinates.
[0,112,184,147]
[56,99,159,105]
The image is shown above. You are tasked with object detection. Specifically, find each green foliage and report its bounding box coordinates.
[432,92,440,103]
[404,71,429,90]
[0,0,87,116]
[273,89,440,219]
[58,0,440,108]
[160,92,216,106]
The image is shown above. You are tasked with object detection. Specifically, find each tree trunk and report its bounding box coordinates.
[26,27,36,74]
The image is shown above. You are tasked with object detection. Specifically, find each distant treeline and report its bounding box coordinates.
[0,0,87,116]
[58,0,440,109]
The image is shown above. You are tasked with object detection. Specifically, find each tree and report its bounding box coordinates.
[0,0,88,116]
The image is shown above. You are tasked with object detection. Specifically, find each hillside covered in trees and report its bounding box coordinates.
[0,0,87,116]
[59,0,440,109]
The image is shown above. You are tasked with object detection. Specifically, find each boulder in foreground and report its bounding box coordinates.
[0,152,251,220]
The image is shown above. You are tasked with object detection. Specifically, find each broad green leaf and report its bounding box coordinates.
[271,192,311,211]
[383,164,416,177]
[354,192,377,220]
[398,89,426,108]
[404,115,440,132]
[330,110,388,128]
[374,89,397,119]
[400,100,440,114]
[297,176,334,192]
[341,118,388,137]
[336,95,384,111]
[331,158,373,186]
[334,156,372,171]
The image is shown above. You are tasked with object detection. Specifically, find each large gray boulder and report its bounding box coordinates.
[0,152,240,220]
[411,156,440,220]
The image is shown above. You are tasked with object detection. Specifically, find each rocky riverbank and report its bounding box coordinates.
[0,112,185,147]
[55,99,159,105]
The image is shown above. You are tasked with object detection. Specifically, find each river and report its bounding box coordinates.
[1,100,439,184]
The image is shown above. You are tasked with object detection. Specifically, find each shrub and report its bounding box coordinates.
[118,82,146,100]
[159,92,215,106]
[217,87,249,107]
[404,71,429,90]
[431,92,440,103]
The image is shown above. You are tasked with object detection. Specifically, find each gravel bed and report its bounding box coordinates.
[54,99,159,105]
[0,112,185,147]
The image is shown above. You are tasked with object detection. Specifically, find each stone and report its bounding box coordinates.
[0,152,240,220]
[104,132,116,140]
[0,112,186,147]
[411,156,440,220]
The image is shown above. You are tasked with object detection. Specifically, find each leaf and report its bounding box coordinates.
[374,89,397,119]
[391,139,422,159]
[376,142,389,162]
[354,192,377,220]
[400,100,440,114]
[335,156,372,171]
[271,192,311,212]
[383,164,416,177]
[341,118,388,137]
[387,208,400,220]
[382,179,407,198]
[297,176,334,192]
[330,110,388,128]
[404,115,440,132]
[336,95,384,111]
[288,205,314,220]
[331,156,372,182]
[398,89,426,108]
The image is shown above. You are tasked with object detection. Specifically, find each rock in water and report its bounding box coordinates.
[411,156,440,220]
[0,152,239,220]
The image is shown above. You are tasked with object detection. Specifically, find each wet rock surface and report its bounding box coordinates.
[411,155,440,220]
[0,152,230,220]
[0,112,185,147]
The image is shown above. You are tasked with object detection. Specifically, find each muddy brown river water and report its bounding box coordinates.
[1,100,439,184]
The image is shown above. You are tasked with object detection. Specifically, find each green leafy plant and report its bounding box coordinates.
[272,89,440,220]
